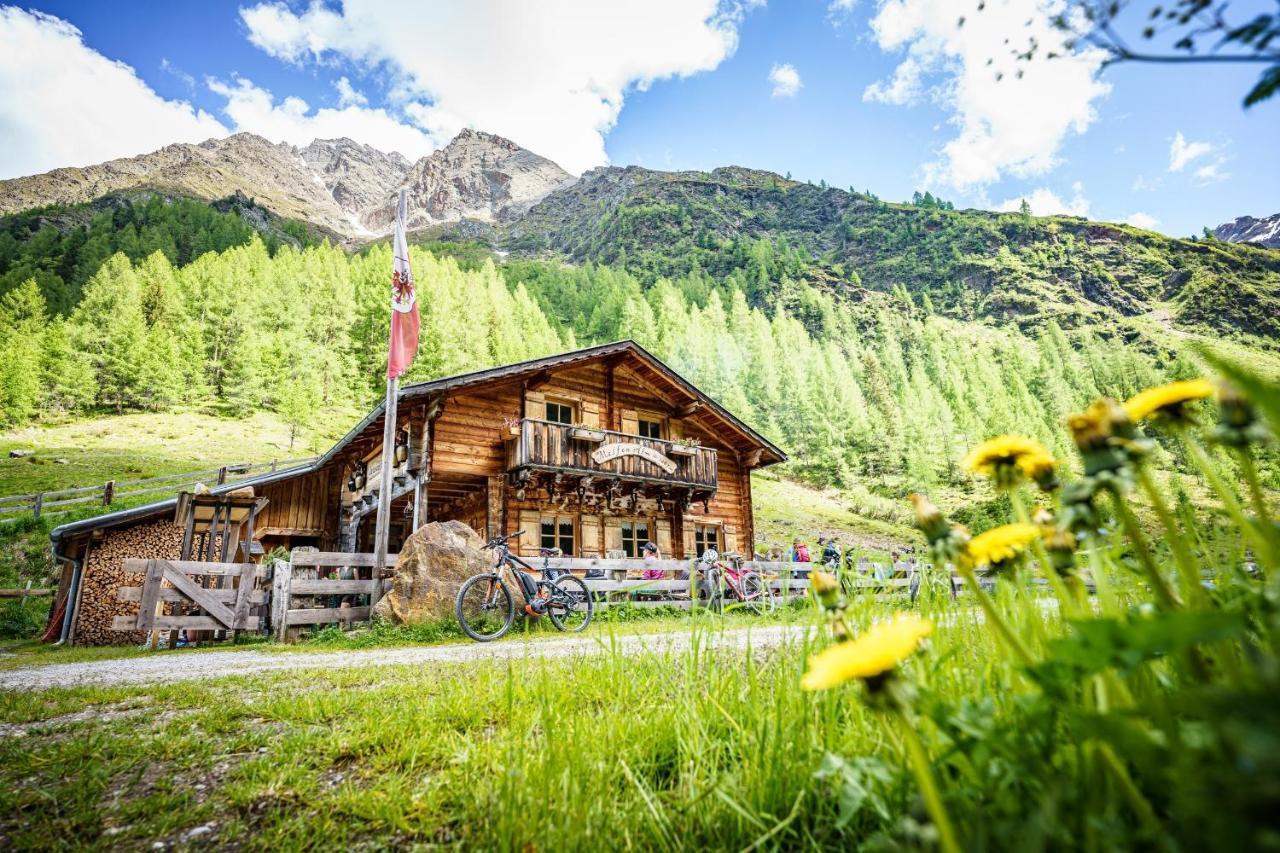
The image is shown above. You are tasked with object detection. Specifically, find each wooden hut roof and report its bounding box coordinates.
[316,340,787,469]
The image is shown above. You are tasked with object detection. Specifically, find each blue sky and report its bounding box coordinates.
[1,0,1276,237]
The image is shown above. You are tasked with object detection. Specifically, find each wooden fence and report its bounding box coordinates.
[114,558,268,639]
[0,456,315,523]
[264,552,961,641]
[270,551,399,641]
[112,549,968,647]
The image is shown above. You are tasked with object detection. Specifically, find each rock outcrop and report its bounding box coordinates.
[362,129,575,232]
[372,520,491,625]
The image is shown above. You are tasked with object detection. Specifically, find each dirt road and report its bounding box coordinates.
[0,624,813,691]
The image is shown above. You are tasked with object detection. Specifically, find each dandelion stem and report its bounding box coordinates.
[1086,535,1121,615]
[1010,489,1078,617]
[1179,430,1276,572]
[1135,466,1205,606]
[1095,742,1168,847]
[957,564,1034,665]
[1235,448,1280,568]
[1110,493,1181,609]
[893,710,962,853]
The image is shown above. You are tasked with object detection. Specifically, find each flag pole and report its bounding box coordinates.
[371,373,397,604]
[372,187,410,604]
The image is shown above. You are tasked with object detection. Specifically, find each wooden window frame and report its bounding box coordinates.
[693,522,720,557]
[620,518,652,559]
[540,513,575,556]
[636,410,664,440]
[544,398,576,425]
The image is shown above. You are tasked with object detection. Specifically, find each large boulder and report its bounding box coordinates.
[372,520,491,625]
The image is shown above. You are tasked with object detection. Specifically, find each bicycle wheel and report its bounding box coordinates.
[739,572,774,614]
[455,573,514,642]
[547,575,593,633]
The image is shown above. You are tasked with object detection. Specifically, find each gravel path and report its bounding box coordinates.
[0,624,813,692]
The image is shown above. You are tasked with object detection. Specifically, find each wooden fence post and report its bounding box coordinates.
[271,558,293,643]
[102,480,114,506]
[32,493,43,521]
[217,466,228,485]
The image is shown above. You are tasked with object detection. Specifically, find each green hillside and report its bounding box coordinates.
[0,190,1275,556]
[505,166,1280,343]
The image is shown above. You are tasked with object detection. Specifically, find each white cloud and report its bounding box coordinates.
[1124,212,1159,230]
[239,0,754,174]
[1168,131,1213,172]
[997,182,1091,217]
[862,0,1110,191]
[207,77,434,159]
[829,0,858,10]
[0,8,227,180]
[769,63,802,98]
[1193,161,1229,184]
[863,54,925,105]
[334,77,368,108]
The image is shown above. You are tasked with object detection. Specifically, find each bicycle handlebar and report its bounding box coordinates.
[484,530,524,549]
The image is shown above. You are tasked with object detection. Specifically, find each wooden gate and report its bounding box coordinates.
[114,558,267,635]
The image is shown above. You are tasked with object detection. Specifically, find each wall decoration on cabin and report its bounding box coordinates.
[591,442,678,474]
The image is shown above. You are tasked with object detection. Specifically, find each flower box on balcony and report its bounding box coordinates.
[570,427,607,443]
[667,443,698,457]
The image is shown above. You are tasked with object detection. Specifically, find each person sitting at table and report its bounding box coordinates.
[640,541,664,580]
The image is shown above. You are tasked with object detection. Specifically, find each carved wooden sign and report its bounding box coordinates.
[591,442,678,474]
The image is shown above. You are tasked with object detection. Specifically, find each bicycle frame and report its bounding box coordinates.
[487,541,552,606]
[699,556,768,604]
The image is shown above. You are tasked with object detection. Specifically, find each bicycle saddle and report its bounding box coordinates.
[539,547,563,558]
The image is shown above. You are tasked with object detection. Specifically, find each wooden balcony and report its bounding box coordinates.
[506,419,717,491]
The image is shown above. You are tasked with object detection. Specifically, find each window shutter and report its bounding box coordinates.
[723,523,739,556]
[580,514,601,557]
[604,518,623,556]
[581,401,601,429]
[621,409,639,435]
[682,525,695,559]
[525,390,546,420]
[518,510,541,556]
[656,519,672,556]
[668,419,683,440]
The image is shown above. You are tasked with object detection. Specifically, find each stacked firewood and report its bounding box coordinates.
[73,520,185,646]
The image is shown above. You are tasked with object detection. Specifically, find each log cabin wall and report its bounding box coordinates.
[423,361,759,560]
[254,468,336,550]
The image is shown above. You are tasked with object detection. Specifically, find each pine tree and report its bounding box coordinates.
[71,253,147,411]
[0,280,46,425]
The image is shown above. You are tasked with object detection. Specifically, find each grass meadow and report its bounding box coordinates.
[1,360,1278,850]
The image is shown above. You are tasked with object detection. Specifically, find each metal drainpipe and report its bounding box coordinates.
[52,542,82,645]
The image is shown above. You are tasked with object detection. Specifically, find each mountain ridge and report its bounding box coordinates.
[1214,213,1280,249]
[2,132,1277,343]
[0,130,574,239]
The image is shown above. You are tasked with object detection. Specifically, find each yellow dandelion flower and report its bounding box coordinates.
[812,570,841,609]
[1018,451,1056,480]
[1123,379,1214,423]
[964,523,1040,570]
[801,614,933,690]
[964,435,1053,488]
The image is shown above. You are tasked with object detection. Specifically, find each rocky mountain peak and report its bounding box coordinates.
[362,129,576,231]
[0,129,578,239]
[1213,213,1280,249]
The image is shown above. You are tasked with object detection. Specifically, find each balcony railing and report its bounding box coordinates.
[506,419,717,491]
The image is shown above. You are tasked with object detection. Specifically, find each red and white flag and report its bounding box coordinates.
[387,190,420,379]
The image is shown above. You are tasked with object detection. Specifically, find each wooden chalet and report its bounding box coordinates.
[49,341,786,644]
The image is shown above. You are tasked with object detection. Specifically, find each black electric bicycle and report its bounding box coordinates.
[455,530,593,642]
